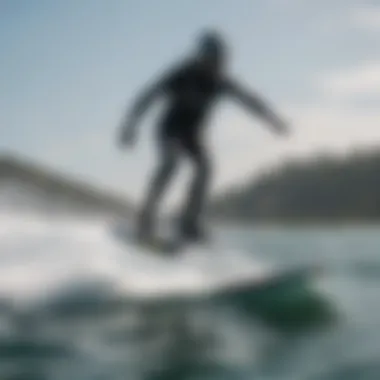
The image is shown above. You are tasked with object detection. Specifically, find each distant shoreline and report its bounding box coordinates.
[208,146,380,223]
[0,154,133,217]
[208,218,380,229]
[4,148,380,225]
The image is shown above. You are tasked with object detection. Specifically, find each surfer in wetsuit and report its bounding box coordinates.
[118,30,289,244]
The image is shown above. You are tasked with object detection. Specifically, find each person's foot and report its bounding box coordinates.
[178,221,209,243]
[134,212,154,243]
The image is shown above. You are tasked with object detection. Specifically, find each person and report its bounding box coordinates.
[118,30,289,244]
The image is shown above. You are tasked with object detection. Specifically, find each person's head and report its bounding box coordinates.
[195,30,227,73]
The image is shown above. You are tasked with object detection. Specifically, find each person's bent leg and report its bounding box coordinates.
[178,137,211,241]
[136,138,179,240]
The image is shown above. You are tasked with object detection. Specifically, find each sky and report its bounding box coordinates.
[1,0,380,208]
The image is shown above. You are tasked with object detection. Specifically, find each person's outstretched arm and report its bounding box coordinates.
[118,63,184,148]
[225,79,289,136]
[118,78,166,147]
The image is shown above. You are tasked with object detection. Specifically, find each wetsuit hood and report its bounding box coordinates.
[196,30,227,65]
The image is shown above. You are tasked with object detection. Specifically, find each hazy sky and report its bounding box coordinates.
[1,0,380,208]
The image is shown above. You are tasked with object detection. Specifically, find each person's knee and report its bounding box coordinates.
[194,156,211,182]
[158,154,178,176]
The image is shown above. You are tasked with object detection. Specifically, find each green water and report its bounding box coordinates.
[1,225,380,380]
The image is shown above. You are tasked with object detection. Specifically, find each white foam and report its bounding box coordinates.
[0,211,267,305]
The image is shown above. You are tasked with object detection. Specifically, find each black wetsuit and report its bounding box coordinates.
[137,60,223,240]
[134,58,279,241]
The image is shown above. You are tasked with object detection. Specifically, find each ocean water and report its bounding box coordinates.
[0,212,379,380]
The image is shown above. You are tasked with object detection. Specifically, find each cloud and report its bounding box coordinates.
[317,62,380,99]
[284,104,380,149]
[349,5,380,30]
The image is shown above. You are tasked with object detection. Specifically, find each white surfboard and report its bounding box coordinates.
[109,219,321,304]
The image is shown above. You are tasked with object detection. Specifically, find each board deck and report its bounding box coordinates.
[109,220,184,255]
[115,222,214,256]
[110,217,219,257]
[133,235,184,255]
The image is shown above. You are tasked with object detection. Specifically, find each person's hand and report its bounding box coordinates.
[275,120,290,137]
[118,117,137,149]
[119,127,136,149]
[270,114,290,137]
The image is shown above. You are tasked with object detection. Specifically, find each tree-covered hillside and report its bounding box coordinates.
[0,154,133,217]
[208,148,380,222]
